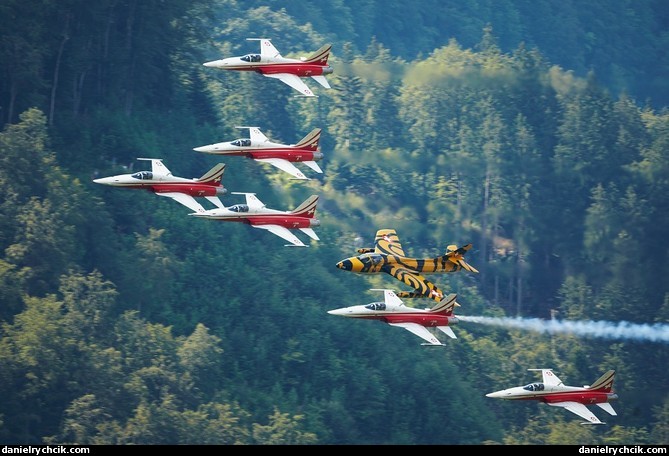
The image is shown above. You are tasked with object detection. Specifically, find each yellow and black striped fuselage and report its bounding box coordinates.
[335,253,462,274]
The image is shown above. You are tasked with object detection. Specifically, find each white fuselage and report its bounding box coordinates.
[192,207,285,220]
[193,140,289,153]
[486,384,584,400]
[94,173,197,187]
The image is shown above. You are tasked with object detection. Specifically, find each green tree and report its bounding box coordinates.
[251,408,318,445]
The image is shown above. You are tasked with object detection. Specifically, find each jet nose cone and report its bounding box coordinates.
[485,391,504,398]
[335,260,351,270]
[193,146,207,152]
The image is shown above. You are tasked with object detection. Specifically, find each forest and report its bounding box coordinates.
[0,0,668,445]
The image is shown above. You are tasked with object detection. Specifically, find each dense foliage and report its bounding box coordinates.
[0,0,667,445]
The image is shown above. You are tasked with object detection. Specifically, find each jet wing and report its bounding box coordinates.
[255,158,308,180]
[155,192,206,213]
[389,322,444,346]
[548,402,604,425]
[374,229,406,256]
[264,73,315,97]
[384,264,445,301]
[252,224,306,247]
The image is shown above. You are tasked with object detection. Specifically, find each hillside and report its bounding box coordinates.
[0,0,667,445]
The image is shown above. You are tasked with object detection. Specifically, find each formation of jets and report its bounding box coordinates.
[193,126,324,180]
[93,37,621,428]
[335,228,478,302]
[486,369,618,425]
[94,38,329,246]
[328,289,460,346]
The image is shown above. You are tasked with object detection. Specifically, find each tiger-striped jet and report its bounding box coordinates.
[486,369,618,425]
[203,38,333,97]
[93,158,227,213]
[328,289,461,346]
[335,229,478,302]
[193,127,323,180]
[189,192,320,247]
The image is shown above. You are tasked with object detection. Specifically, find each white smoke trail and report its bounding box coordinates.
[458,315,669,343]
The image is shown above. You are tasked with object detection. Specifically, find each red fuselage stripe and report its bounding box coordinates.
[224,63,328,77]
[511,392,614,404]
[218,149,318,161]
[354,314,452,326]
[119,183,219,197]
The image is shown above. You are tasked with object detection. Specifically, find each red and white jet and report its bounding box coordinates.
[193,126,323,180]
[189,192,320,247]
[486,369,618,425]
[327,289,460,346]
[203,38,333,97]
[93,158,227,213]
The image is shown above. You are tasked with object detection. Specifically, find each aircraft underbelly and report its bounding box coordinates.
[252,150,310,161]
[384,314,449,326]
[261,64,324,77]
[247,217,310,228]
[543,392,607,404]
[153,184,217,197]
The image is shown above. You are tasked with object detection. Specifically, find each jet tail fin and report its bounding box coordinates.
[197,163,226,185]
[588,370,615,392]
[445,243,479,273]
[294,128,321,149]
[429,293,459,314]
[304,44,332,64]
[291,195,319,218]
